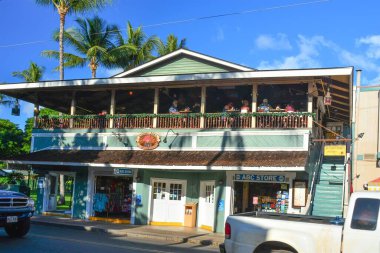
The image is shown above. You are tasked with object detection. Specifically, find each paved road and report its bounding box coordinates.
[0,224,219,253]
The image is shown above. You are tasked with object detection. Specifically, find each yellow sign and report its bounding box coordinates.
[324,145,346,156]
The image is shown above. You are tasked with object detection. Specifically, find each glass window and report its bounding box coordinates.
[169,183,182,201]
[153,182,166,200]
[351,198,380,231]
[205,185,215,204]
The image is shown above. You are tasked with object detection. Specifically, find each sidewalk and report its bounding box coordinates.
[31,215,224,247]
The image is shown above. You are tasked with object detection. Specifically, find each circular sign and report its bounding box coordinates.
[136,133,160,150]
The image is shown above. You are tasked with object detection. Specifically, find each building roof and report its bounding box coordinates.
[3,150,309,170]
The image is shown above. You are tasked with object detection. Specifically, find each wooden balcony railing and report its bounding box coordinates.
[156,113,201,128]
[36,112,313,129]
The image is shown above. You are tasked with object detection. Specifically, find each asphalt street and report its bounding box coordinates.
[0,224,219,253]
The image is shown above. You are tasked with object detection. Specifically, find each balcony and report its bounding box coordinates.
[35,112,312,129]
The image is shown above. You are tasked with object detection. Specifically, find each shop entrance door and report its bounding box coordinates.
[151,179,186,225]
[198,180,215,231]
[46,175,58,211]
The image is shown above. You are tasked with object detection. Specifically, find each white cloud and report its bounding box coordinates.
[216,27,224,42]
[357,35,380,59]
[257,35,333,69]
[255,33,292,51]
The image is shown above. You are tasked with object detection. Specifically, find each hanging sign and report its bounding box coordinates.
[324,145,346,156]
[136,132,160,150]
[234,174,287,182]
[113,168,133,175]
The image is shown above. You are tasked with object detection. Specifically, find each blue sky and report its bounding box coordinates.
[1,0,380,129]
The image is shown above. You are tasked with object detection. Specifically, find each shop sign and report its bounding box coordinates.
[324,145,346,156]
[114,168,133,175]
[136,132,160,150]
[234,174,286,182]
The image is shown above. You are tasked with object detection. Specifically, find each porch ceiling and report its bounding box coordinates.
[0,67,353,116]
[3,150,309,168]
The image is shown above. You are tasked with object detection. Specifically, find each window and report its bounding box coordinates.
[351,198,380,231]
[205,185,215,204]
[153,182,166,200]
[169,183,182,201]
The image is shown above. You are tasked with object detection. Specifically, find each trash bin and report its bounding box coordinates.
[184,203,197,228]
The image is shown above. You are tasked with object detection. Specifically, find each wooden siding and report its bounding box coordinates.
[137,56,230,76]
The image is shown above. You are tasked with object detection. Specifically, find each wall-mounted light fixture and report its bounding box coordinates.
[11,99,20,116]
[218,179,224,185]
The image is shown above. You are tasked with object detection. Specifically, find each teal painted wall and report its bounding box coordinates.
[72,168,88,219]
[134,170,226,233]
[32,129,306,151]
[135,56,230,77]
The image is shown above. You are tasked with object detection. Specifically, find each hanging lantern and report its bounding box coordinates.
[324,89,332,106]
[11,100,20,116]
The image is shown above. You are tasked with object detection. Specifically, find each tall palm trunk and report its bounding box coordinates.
[58,8,67,80]
[90,59,98,78]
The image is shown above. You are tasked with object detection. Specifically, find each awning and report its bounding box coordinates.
[2,150,308,171]
[368,177,380,191]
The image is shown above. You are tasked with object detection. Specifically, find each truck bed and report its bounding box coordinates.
[234,211,342,225]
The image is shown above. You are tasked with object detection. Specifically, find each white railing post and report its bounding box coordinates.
[70,91,76,128]
[109,89,116,128]
[308,82,313,128]
[200,86,206,128]
[153,88,159,128]
[251,83,258,128]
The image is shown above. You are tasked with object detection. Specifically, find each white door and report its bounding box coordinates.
[151,179,186,225]
[198,180,215,231]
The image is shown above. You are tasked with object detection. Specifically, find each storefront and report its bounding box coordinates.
[87,168,136,222]
[228,172,297,215]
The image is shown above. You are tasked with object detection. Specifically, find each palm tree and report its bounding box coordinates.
[112,22,160,70]
[157,34,186,56]
[12,62,45,82]
[35,0,112,80]
[42,16,118,78]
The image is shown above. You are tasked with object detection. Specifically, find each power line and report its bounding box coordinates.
[0,0,330,49]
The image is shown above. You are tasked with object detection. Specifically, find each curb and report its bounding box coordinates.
[31,220,222,247]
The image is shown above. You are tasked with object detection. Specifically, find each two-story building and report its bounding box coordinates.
[0,49,353,232]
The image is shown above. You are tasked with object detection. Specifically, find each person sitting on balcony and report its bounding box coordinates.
[169,100,180,114]
[240,100,250,113]
[98,109,107,128]
[192,102,200,113]
[285,103,295,112]
[258,99,272,112]
[223,102,235,112]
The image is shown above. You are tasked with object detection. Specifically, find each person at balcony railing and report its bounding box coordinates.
[169,100,180,114]
[240,100,250,113]
[257,98,272,112]
[192,102,200,113]
[285,103,295,112]
[98,109,107,128]
[222,102,236,127]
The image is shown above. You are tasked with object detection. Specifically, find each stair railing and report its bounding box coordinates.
[306,141,324,215]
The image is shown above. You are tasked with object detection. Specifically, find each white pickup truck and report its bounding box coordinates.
[220,192,380,253]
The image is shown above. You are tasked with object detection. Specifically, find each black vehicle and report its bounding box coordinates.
[0,190,34,237]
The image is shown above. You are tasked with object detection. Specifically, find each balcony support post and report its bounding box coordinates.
[110,89,116,128]
[33,104,39,128]
[251,83,258,128]
[308,82,313,128]
[153,88,159,128]
[200,86,206,128]
[69,91,76,128]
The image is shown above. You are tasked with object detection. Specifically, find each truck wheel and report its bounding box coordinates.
[257,245,296,253]
[5,218,31,238]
